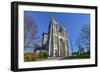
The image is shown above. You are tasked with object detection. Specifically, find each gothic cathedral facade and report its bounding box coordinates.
[42,17,69,57]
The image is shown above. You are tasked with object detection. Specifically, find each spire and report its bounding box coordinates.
[51,16,55,21]
[51,16,58,24]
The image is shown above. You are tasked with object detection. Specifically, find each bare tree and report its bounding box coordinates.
[24,15,38,49]
[76,25,90,54]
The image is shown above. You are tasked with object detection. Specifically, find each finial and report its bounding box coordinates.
[51,16,55,21]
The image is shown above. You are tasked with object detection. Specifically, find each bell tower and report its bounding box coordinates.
[48,17,69,57]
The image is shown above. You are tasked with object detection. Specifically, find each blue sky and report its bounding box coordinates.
[24,11,90,53]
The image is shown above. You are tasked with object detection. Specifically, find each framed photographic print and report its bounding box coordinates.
[11,1,98,71]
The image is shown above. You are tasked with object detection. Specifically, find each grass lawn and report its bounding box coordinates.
[61,54,90,60]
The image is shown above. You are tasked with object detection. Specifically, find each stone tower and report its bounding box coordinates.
[48,17,69,57]
[42,33,48,45]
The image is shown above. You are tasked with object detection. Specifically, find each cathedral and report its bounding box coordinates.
[42,17,69,57]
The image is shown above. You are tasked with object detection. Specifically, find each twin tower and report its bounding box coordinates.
[42,17,69,57]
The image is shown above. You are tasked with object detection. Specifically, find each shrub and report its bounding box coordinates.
[24,52,39,61]
[24,51,48,62]
[38,51,48,59]
[43,51,48,59]
[32,52,39,61]
[24,53,34,61]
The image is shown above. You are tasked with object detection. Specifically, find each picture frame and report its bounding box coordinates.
[11,1,98,72]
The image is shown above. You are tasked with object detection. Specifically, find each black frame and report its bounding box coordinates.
[11,1,98,72]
